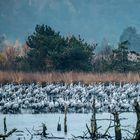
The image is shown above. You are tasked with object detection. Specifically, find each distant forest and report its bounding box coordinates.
[0,25,140,72]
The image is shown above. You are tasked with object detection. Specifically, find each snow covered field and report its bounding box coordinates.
[0,83,139,114]
[0,113,136,140]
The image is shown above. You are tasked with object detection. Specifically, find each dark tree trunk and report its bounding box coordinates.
[91,98,97,139]
[134,100,140,140]
[64,106,67,133]
[112,112,122,140]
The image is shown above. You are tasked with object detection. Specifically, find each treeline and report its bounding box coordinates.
[95,41,140,72]
[0,24,140,72]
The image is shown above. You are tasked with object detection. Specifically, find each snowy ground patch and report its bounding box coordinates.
[0,113,136,140]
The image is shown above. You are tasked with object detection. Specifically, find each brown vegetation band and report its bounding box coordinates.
[0,71,140,84]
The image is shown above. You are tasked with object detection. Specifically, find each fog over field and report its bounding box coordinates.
[0,0,140,47]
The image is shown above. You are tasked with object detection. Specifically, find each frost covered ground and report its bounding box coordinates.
[0,113,136,140]
[0,83,140,114]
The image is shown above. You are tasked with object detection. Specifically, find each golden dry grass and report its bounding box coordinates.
[0,71,140,84]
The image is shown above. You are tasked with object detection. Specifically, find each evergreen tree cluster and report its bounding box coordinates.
[94,41,140,72]
[26,24,94,72]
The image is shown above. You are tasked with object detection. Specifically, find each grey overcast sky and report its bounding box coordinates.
[0,0,140,45]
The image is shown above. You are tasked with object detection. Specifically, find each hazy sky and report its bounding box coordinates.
[0,0,140,45]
